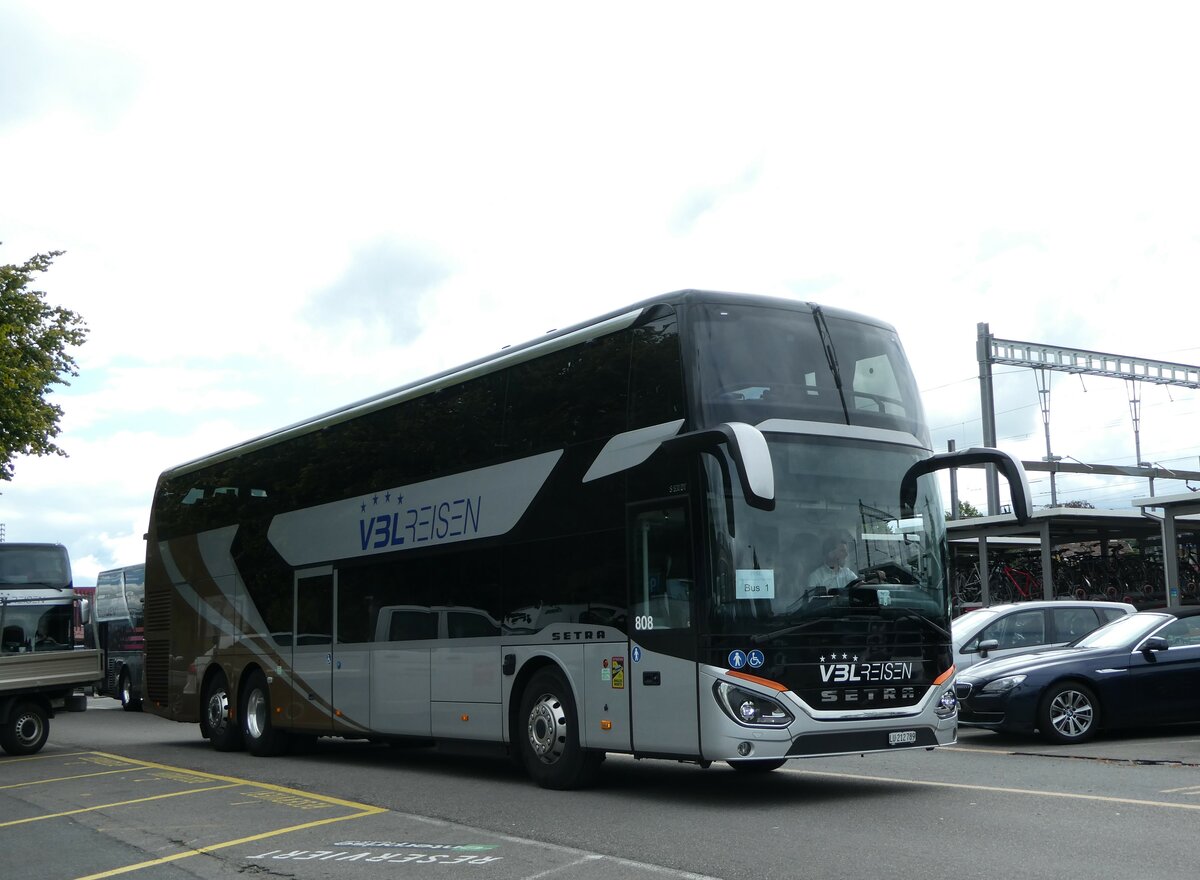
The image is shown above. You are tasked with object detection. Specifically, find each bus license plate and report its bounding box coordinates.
[888,730,917,746]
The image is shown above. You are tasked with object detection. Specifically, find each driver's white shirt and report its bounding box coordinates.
[807,565,858,590]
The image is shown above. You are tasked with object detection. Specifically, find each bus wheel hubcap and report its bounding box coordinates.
[246,689,267,739]
[527,694,567,764]
[206,690,229,731]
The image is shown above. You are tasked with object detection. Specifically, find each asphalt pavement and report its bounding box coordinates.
[955,721,1200,766]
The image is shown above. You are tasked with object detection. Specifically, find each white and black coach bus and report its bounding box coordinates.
[141,290,1030,788]
[92,563,146,711]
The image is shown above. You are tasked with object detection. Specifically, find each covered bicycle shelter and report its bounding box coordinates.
[946,506,1197,609]
[1132,492,1200,607]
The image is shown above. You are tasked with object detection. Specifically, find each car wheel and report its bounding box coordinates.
[1038,681,1100,744]
[119,670,142,712]
[517,667,602,790]
[1,700,50,756]
[241,669,290,757]
[200,672,244,752]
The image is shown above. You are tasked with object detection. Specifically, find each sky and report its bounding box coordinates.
[2,2,1199,586]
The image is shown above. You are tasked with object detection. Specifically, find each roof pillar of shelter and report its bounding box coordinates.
[1133,493,1200,609]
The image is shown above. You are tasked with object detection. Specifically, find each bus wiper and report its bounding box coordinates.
[750,624,807,646]
[900,611,951,640]
[810,305,850,424]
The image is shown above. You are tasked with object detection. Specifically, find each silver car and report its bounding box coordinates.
[951,600,1136,673]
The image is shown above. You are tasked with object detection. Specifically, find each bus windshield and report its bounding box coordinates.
[691,301,929,445]
[704,434,949,641]
[95,566,146,624]
[0,544,71,590]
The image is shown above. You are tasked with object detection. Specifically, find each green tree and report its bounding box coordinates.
[947,499,983,520]
[0,249,88,484]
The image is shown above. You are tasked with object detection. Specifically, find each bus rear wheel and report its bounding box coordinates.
[517,668,602,790]
[119,671,142,712]
[1,700,49,756]
[241,670,290,757]
[200,672,244,752]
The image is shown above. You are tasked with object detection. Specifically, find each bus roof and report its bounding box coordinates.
[157,290,891,479]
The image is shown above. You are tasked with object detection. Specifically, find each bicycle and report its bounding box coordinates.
[953,563,983,606]
[987,562,1043,604]
[953,561,1042,606]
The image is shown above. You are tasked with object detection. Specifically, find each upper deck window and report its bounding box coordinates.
[690,303,927,442]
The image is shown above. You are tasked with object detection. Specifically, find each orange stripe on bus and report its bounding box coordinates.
[726,670,790,691]
[933,665,956,686]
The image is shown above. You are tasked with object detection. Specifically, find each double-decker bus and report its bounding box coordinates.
[142,290,1030,788]
[92,563,146,711]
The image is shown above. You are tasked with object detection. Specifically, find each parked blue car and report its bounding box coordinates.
[955,608,1200,743]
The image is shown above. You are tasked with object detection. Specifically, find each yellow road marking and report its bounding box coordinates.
[2,752,393,880]
[88,752,380,811]
[0,784,241,827]
[73,809,387,880]
[0,767,142,790]
[0,750,99,762]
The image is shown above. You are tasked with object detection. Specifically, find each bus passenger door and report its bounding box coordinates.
[290,568,334,733]
[628,503,700,757]
[332,574,372,736]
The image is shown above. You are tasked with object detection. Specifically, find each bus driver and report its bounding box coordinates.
[807,533,858,592]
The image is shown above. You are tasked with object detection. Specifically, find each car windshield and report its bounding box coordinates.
[0,601,74,653]
[1074,613,1168,649]
[951,609,999,643]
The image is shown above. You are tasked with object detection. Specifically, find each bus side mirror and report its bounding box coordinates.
[78,598,92,626]
[663,422,775,511]
[900,447,1032,525]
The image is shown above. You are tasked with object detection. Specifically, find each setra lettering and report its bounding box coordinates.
[551,630,606,641]
[821,687,915,703]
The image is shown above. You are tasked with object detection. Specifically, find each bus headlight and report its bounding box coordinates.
[935,688,958,719]
[714,682,794,728]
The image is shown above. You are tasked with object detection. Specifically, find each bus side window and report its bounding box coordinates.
[631,506,691,630]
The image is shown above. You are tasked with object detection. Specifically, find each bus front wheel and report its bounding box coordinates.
[1,700,49,756]
[119,671,142,712]
[517,668,601,790]
[200,673,244,752]
[241,670,290,757]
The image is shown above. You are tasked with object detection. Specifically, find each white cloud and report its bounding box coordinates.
[4,1,1200,578]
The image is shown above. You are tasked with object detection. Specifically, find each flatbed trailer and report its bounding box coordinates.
[0,647,102,755]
